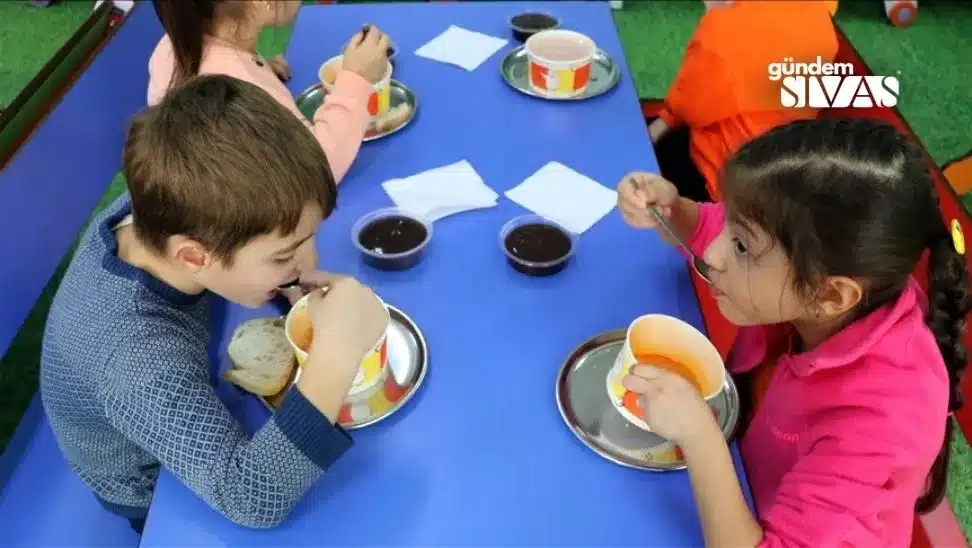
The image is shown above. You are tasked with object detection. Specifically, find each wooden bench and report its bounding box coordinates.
[638,23,969,548]
[0,4,161,544]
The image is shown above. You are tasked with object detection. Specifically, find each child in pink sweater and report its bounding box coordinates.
[149,0,389,183]
[617,118,969,547]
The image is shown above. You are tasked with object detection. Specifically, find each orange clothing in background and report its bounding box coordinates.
[659,1,839,200]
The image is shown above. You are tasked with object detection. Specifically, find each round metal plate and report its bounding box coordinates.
[259,305,428,430]
[294,80,418,141]
[556,330,740,471]
[500,46,620,101]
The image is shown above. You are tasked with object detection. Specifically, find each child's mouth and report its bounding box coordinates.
[277,278,300,290]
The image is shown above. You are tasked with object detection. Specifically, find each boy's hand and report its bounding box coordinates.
[268,55,291,82]
[617,172,679,229]
[302,273,387,367]
[293,271,386,422]
[342,25,391,84]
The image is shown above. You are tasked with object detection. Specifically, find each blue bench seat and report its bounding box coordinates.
[0,3,160,543]
[0,396,140,546]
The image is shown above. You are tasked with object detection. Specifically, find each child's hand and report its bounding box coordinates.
[648,118,669,144]
[343,25,391,84]
[302,272,387,367]
[622,365,717,446]
[268,55,291,82]
[617,172,679,229]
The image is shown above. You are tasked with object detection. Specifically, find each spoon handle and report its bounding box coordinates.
[647,205,695,256]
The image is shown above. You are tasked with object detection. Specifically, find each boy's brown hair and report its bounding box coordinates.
[123,74,336,263]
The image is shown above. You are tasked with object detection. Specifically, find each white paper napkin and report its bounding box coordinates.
[505,162,618,234]
[414,25,508,71]
[382,160,499,222]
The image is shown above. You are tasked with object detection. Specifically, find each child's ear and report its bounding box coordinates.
[818,276,864,317]
[170,236,212,272]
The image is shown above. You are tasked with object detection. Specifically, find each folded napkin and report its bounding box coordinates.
[382,160,499,222]
[505,162,618,234]
[414,25,508,71]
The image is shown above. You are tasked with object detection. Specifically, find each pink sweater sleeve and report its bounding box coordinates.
[146,39,171,106]
[686,202,726,256]
[258,69,372,183]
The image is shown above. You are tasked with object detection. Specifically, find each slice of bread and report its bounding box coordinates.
[374,103,412,134]
[224,317,296,396]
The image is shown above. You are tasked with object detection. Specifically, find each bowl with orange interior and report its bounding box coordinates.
[285,290,392,406]
[319,55,394,123]
[605,314,726,433]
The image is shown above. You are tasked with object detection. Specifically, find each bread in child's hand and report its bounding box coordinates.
[224,317,296,396]
[374,103,412,134]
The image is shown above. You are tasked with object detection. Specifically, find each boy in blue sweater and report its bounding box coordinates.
[39,75,387,533]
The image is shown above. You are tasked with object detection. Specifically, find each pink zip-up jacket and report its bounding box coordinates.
[147,36,371,183]
[688,203,949,547]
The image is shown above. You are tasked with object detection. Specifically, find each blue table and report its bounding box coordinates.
[142,2,750,545]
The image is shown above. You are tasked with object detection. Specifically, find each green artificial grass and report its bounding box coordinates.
[0,2,94,107]
[1,0,971,539]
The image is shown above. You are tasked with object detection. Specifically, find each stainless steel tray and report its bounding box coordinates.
[295,79,417,141]
[259,305,428,430]
[500,46,620,101]
[556,330,740,471]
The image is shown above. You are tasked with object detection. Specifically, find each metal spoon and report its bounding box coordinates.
[277,279,300,290]
[627,176,713,283]
[647,206,712,284]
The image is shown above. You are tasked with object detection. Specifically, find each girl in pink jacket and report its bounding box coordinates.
[618,118,968,547]
[149,0,390,184]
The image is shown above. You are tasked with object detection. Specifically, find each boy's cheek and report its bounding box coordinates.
[298,247,318,275]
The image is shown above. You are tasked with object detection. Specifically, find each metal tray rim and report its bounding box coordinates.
[500,46,620,101]
[294,79,418,142]
[258,304,429,430]
[555,329,740,472]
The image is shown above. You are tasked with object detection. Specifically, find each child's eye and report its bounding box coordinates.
[732,237,748,255]
[273,255,295,265]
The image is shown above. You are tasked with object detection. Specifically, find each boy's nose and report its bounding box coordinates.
[297,246,318,276]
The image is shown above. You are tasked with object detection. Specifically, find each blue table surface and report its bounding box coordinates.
[142,2,751,545]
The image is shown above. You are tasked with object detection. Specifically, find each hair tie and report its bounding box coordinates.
[950,219,965,256]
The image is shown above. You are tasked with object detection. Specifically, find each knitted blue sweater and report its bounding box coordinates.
[39,195,352,529]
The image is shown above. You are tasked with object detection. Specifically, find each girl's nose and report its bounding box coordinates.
[702,229,731,272]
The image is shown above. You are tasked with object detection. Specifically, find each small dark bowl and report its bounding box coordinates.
[352,208,432,271]
[500,215,576,277]
[510,12,560,43]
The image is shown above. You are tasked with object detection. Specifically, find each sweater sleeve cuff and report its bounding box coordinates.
[273,385,352,468]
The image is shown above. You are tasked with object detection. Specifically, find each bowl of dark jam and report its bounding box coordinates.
[500,215,576,276]
[352,208,432,271]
